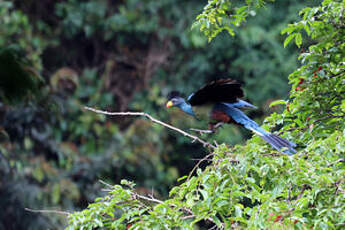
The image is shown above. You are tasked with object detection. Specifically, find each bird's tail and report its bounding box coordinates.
[217,102,297,155]
[250,127,297,155]
[261,133,297,155]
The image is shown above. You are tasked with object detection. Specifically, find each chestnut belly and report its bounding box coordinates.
[210,110,235,124]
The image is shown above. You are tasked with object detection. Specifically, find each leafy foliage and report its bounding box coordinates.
[193,0,275,41]
[65,0,345,229]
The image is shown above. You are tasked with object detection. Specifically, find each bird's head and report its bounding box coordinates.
[166,91,185,108]
[166,91,197,118]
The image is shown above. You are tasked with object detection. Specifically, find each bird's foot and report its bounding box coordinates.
[190,128,214,135]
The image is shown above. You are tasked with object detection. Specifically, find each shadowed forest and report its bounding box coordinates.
[0,0,344,229]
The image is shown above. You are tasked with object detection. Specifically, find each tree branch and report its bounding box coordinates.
[188,152,215,180]
[86,107,223,227]
[100,181,223,228]
[277,114,344,136]
[25,208,70,216]
[84,106,216,149]
[329,70,345,78]
[296,185,308,200]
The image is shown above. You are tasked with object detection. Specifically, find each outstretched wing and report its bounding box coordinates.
[188,79,244,106]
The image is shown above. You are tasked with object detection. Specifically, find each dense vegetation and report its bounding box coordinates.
[1,0,344,229]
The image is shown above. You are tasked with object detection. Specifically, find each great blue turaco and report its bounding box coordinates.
[166,79,296,155]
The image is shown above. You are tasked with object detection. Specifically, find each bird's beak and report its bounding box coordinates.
[166,101,173,108]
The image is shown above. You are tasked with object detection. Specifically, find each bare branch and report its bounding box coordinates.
[278,114,344,136]
[84,106,216,149]
[132,192,165,205]
[25,208,70,216]
[329,70,345,78]
[190,128,214,134]
[86,107,223,226]
[99,179,114,188]
[296,185,308,200]
[180,215,196,220]
[188,152,215,180]
[126,187,221,227]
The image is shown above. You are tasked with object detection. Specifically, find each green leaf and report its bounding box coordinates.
[235,205,243,217]
[281,26,295,35]
[284,33,296,47]
[295,33,302,47]
[269,100,287,108]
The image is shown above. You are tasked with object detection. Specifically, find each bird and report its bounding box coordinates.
[165,79,296,155]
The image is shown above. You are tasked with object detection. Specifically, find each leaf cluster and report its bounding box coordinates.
[193,0,275,41]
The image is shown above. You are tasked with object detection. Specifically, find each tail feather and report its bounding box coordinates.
[262,133,297,155]
[270,134,296,148]
[261,135,284,152]
[269,134,291,148]
[216,103,297,155]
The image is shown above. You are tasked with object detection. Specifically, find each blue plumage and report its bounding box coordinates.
[215,103,296,155]
[166,79,297,155]
[228,100,257,110]
[178,101,197,118]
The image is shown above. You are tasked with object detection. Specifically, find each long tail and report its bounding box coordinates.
[218,103,297,155]
[259,131,297,155]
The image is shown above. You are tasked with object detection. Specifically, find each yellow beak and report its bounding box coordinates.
[166,101,173,108]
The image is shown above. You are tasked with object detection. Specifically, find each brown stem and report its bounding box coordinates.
[296,185,308,200]
[84,106,216,149]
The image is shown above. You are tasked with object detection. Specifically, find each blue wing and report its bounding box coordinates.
[215,103,296,155]
[225,100,257,110]
[187,93,194,102]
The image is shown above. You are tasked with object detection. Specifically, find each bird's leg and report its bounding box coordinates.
[211,122,224,131]
[189,128,214,134]
[189,122,224,135]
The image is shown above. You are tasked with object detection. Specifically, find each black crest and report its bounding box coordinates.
[167,91,182,100]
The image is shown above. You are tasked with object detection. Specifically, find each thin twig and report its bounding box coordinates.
[190,122,224,135]
[87,107,222,226]
[209,225,220,230]
[99,180,220,226]
[190,128,214,134]
[335,179,345,194]
[314,114,344,123]
[288,184,292,202]
[180,215,196,220]
[329,70,345,78]
[99,179,113,188]
[188,152,215,180]
[133,192,219,226]
[84,106,216,149]
[277,127,307,136]
[278,114,344,135]
[262,150,284,157]
[25,208,70,216]
[296,185,308,200]
[328,158,345,167]
[133,193,164,205]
